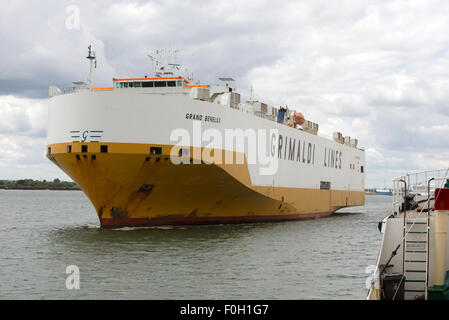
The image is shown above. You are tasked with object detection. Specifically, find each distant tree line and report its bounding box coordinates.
[0,179,80,190]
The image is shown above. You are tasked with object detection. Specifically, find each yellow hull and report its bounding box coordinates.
[47,142,364,228]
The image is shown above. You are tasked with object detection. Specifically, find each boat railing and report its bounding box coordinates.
[391,168,449,216]
[62,87,90,94]
[49,86,91,98]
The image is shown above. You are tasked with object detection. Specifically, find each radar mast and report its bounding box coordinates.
[86,45,97,87]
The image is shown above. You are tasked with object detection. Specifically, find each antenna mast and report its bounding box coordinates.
[86,45,96,87]
[147,54,156,75]
[148,48,184,77]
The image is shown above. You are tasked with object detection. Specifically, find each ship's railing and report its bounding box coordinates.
[49,86,91,98]
[253,111,276,122]
[392,168,449,215]
[61,87,90,95]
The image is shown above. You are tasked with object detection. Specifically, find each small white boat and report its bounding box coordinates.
[367,169,449,300]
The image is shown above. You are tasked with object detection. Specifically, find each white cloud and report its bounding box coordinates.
[0,96,46,136]
[0,96,69,180]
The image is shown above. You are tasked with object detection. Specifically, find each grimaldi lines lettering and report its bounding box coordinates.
[324,147,342,169]
[275,134,315,165]
[274,134,343,170]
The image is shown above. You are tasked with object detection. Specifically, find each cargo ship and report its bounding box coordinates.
[375,189,393,196]
[46,47,365,228]
[365,188,393,195]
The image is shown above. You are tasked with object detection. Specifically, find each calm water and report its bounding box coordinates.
[0,190,391,299]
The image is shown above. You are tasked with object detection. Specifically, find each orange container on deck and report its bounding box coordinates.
[292,112,305,125]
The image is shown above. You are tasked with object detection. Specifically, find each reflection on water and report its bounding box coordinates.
[0,190,391,299]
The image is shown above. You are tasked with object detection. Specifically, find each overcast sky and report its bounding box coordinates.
[1,0,449,188]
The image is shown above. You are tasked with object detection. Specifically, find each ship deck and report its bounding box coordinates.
[398,198,434,219]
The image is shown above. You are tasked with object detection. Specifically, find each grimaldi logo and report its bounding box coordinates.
[169,121,279,176]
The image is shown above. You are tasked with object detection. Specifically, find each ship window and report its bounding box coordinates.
[100,145,108,153]
[167,81,176,87]
[47,147,51,155]
[91,155,96,160]
[155,81,166,87]
[123,82,129,88]
[361,166,364,173]
[114,82,120,88]
[81,145,88,153]
[134,82,141,88]
[67,145,72,153]
[128,82,133,88]
[177,80,182,87]
[150,147,162,155]
[120,82,125,88]
[142,81,154,88]
[320,181,331,190]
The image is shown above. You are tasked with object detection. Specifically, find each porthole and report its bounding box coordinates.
[150,147,162,155]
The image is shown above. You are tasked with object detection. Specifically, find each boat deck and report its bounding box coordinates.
[398,198,434,219]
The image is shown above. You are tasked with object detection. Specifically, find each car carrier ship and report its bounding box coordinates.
[46,47,365,228]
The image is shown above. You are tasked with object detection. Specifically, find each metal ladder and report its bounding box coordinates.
[403,217,429,300]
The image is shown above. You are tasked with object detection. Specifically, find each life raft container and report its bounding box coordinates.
[292,112,305,125]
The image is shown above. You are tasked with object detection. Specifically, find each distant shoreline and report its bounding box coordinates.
[0,179,80,191]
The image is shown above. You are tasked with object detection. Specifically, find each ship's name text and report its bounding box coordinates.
[186,113,221,124]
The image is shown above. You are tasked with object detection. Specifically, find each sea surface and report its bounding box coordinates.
[0,190,391,299]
